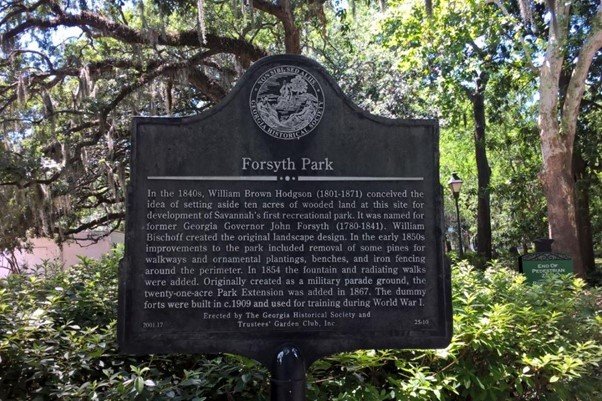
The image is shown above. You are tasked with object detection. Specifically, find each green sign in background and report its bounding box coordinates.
[522,258,573,283]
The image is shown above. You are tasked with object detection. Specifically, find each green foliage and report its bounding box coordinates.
[1,249,601,400]
[380,0,549,253]
[308,4,433,120]
[309,261,602,400]
[0,247,269,400]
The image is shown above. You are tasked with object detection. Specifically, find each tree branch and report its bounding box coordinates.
[487,0,537,72]
[187,68,227,103]
[0,171,61,188]
[62,212,125,236]
[1,10,266,62]
[0,0,48,27]
[251,0,284,17]
[561,3,602,150]
[250,0,301,53]
[100,51,216,116]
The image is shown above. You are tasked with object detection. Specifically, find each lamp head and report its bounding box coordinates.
[448,172,463,196]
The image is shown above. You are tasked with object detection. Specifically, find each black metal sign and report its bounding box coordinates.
[119,55,452,370]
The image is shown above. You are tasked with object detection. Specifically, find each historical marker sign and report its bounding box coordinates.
[119,55,452,366]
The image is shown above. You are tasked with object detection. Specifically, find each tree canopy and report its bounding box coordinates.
[0,0,600,277]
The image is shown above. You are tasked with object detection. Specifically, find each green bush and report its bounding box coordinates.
[1,249,600,400]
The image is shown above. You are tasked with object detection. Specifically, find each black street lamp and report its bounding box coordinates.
[448,172,464,258]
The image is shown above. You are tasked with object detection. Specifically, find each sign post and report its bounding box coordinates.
[119,55,452,399]
[271,345,305,401]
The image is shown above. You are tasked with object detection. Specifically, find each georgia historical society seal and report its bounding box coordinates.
[250,65,325,140]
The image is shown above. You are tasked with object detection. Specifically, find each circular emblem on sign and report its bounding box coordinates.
[250,65,325,140]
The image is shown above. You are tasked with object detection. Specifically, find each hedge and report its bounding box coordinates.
[1,246,600,400]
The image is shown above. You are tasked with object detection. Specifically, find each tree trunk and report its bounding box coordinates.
[573,152,596,274]
[536,2,600,278]
[539,130,584,276]
[252,0,302,54]
[539,36,583,275]
[283,24,301,54]
[380,0,388,12]
[470,73,492,260]
[425,0,433,16]
[281,0,301,54]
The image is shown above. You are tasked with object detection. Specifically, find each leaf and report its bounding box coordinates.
[30,308,45,318]
[134,376,144,393]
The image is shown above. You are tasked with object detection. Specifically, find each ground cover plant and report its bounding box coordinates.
[1,247,600,401]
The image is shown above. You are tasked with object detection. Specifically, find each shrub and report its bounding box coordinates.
[308,261,602,401]
[1,250,600,400]
[0,248,269,401]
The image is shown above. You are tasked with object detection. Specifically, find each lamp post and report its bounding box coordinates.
[448,172,464,258]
